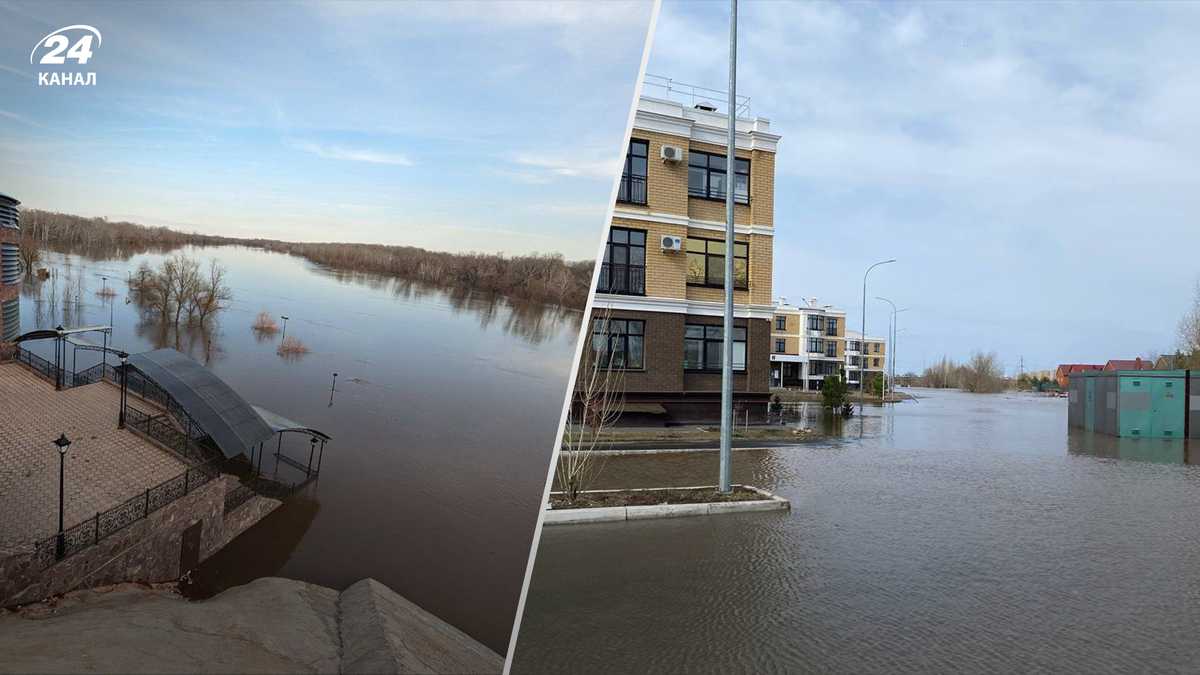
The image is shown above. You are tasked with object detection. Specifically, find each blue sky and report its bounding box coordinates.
[0,1,654,259]
[649,1,1200,374]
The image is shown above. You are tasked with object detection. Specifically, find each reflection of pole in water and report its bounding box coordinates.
[329,372,338,407]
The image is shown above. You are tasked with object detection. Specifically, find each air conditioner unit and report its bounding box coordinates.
[661,144,684,162]
[661,235,683,252]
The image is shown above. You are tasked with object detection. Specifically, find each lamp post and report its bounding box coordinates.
[52,433,72,559]
[280,315,289,342]
[875,298,909,401]
[718,0,738,494]
[117,353,129,429]
[859,260,895,432]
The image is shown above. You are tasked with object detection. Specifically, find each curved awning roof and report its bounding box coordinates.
[251,405,331,441]
[127,349,274,459]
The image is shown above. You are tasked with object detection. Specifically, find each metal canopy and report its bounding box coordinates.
[251,404,331,441]
[127,349,273,459]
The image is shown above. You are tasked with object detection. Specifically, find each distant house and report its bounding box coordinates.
[1103,358,1154,372]
[1055,363,1101,389]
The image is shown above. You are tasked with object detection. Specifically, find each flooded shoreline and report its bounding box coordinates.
[19,245,581,653]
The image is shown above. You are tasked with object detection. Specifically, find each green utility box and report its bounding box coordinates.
[1068,370,1193,439]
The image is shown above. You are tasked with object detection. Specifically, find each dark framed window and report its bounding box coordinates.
[872,343,880,353]
[684,324,746,372]
[872,357,880,367]
[848,340,861,352]
[591,318,644,369]
[826,317,838,336]
[812,360,840,376]
[598,227,646,295]
[825,342,837,358]
[808,338,823,353]
[618,139,648,205]
[688,150,749,204]
[808,315,824,331]
[775,339,786,353]
[775,315,786,331]
[686,237,748,288]
[850,355,861,366]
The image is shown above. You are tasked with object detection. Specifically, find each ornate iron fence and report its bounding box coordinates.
[223,483,254,514]
[32,460,220,568]
[125,405,211,464]
[15,347,60,384]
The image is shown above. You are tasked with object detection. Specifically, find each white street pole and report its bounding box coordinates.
[719,0,738,494]
[860,260,895,434]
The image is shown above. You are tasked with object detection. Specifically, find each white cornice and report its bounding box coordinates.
[594,294,776,321]
[612,208,774,236]
[635,96,781,153]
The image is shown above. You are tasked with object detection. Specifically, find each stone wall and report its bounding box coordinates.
[0,474,281,607]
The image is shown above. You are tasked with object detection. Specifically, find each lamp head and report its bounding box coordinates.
[53,433,72,454]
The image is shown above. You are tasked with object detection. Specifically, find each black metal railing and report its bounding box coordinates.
[223,483,254,514]
[125,405,211,464]
[617,173,647,205]
[223,475,307,515]
[15,347,60,385]
[32,460,220,568]
[597,263,645,296]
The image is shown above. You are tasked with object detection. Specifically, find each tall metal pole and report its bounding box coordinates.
[719,0,738,494]
[57,451,65,556]
[859,260,895,433]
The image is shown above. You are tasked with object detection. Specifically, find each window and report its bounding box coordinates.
[687,238,748,288]
[848,340,861,352]
[775,339,786,353]
[872,342,880,353]
[685,324,746,371]
[591,318,644,369]
[808,338,823,353]
[775,315,786,331]
[850,355,861,367]
[599,227,646,295]
[826,317,838,336]
[872,357,880,368]
[826,342,837,358]
[808,315,824,331]
[618,139,648,205]
[688,150,749,203]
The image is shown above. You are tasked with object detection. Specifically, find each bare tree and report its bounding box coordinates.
[1178,281,1200,359]
[190,259,232,325]
[556,312,626,502]
[960,351,1004,393]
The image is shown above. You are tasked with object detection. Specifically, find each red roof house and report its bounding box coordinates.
[1055,363,1102,388]
[1103,358,1154,372]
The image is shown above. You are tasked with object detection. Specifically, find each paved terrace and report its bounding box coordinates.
[0,363,187,545]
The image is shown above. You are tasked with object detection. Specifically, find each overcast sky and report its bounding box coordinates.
[0,1,653,259]
[649,1,1200,374]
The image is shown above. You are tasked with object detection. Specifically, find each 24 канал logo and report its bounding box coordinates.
[30,25,102,87]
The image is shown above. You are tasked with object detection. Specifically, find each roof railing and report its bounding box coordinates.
[642,74,753,119]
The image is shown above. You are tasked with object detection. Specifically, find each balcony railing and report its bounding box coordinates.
[598,263,645,296]
[617,174,647,205]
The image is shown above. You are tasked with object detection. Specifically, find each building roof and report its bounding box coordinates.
[1056,363,1102,375]
[127,349,274,458]
[0,193,19,206]
[1103,359,1154,371]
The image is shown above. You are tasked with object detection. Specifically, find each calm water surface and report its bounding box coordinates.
[514,388,1200,673]
[20,246,578,653]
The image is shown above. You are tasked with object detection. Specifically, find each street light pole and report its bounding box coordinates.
[718,0,738,494]
[860,260,895,433]
[53,433,72,559]
[280,315,289,342]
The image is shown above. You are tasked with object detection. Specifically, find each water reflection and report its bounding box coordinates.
[1068,430,1195,465]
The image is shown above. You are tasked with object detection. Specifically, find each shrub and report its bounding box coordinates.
[252,311,279,333]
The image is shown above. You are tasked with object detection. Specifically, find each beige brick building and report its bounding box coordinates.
[769,298,847,391]
[845,329,887,389]
[591,93,779,422]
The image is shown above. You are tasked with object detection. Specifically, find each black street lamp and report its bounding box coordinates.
[117,353,129,429]
[306,436,317,478]
[52,433,72,559]
[280,315,290,342]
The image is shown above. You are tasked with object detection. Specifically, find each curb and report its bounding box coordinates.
[544,484,789,525]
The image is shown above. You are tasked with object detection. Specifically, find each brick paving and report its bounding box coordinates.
[0,363,187,545]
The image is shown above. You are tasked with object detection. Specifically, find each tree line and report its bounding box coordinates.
[19,209,593,308]
[905,352,1006,393]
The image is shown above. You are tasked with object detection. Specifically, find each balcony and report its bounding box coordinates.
[617,174,647,205]
[598,263,645,296]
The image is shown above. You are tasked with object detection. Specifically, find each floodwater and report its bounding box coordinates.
[18,245,579,653]
[514,388,1200,673]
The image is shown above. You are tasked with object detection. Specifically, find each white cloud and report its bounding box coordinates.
[892,9,927,47]
[512,153,618,180]
[293,141,413,166]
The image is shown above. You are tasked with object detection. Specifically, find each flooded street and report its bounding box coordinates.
[515,389,1200,673]
[19,246,579,653]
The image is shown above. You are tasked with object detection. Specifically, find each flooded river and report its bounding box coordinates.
[19,246,579,653]
[514,388,1200,672]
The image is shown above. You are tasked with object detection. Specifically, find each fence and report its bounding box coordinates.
[125,405,212,464]
[32,460,220,568]
[223,475,307,515]
[14,347,60,385]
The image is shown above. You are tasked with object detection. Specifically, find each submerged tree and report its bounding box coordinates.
[821,375,848,411]
[960,351,1004,393]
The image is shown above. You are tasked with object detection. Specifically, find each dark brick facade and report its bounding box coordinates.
[592,308,770,423]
